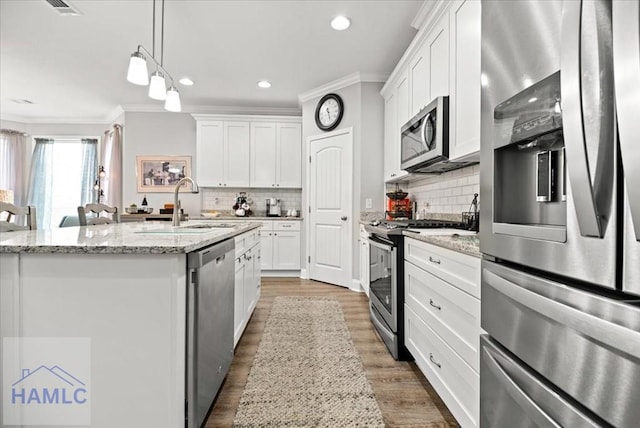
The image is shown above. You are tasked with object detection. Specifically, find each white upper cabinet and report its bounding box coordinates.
[427,14,450,99]
[196,121,224,187]
[250,122,277,187]
[194,115,302,188]
[275,123,302,188]
[449,0,481,161]
[195,120,249,187]
[383,72,410,182]
[224,122,251,187]
[250,122,302,188]
[410,49,429,117]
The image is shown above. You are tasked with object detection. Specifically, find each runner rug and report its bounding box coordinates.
[233,296,385,427]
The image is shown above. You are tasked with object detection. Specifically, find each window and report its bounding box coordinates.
[27,138,98,229]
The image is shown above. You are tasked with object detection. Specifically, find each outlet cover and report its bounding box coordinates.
[365,198,372,209]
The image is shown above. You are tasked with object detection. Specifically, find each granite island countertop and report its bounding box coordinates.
[190,216,303,221]
[0,221,261,255]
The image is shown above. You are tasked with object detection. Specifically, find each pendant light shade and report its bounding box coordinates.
[127,51,149,85]
[164,86,181,112]
[148,71,167,100]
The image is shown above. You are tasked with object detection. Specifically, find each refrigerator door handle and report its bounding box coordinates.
[613,0,640,241]
[561,0,615,238]
[484,267,640,358]
[481,338,601,428]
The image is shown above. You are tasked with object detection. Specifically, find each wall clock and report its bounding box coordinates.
[315,93,344,131]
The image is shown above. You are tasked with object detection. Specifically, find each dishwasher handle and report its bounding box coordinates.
[187,239,235,268]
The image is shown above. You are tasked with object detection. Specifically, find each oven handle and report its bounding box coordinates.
[368,235,395,249]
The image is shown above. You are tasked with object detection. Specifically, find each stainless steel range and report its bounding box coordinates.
[365,219,470,360]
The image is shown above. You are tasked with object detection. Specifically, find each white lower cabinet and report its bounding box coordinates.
[260,221,301,271]
[234,228,261,347]
[404,237,481,428]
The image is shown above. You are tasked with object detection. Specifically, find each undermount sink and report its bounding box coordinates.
[134,223,237,235]
[178,223,237,229]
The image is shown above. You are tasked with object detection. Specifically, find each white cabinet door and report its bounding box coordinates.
[243,246,258,317]
[449,0,481,161]
[359,238,370,297]
[410,45,429,117]
[250,122,277,187]
[273,231,301,270]
[427,14,450,99]
[234,256,246,347]
[383,93,398,181]
[276,123,302,188]
[224,122,251,187]
[396,70,410,131]
[260,231,273,270]
[196,121,224,186]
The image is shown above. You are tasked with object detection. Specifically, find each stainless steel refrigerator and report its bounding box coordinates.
[479,1,640,426]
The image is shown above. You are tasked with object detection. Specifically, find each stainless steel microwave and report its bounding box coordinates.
[400,96,475,173]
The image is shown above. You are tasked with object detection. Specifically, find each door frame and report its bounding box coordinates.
[305,127,354,287]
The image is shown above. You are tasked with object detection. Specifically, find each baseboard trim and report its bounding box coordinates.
[261,270,301,278]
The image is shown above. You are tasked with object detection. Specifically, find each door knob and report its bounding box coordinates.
[341,216,348,221]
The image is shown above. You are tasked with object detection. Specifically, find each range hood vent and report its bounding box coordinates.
[44,0,82,16]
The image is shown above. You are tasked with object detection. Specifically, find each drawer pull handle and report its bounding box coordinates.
[429,256,441,264]
[282,225,291,227]
[429,299,442,310]
[429,353,442,368]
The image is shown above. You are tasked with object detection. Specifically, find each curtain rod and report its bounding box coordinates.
[1,128,28,136]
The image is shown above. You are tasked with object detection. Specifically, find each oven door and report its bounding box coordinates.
[368,235,396,332]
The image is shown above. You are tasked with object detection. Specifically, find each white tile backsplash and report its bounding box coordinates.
[399,164,480,217]
[201,187,302,214]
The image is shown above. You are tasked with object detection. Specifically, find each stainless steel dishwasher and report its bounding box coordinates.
[186,238,235,428]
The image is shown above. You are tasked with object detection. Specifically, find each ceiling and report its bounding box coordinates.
[0,0,423,123]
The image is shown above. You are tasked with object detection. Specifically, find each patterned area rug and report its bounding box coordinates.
[233,296,385,427]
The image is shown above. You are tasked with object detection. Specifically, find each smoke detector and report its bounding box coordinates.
[44,0,82,16]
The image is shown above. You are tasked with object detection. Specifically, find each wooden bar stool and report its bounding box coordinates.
[0,202,37,232]
[77,203,120,226]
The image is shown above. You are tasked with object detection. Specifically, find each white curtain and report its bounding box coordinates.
[0,129,28,206]
[100,124,123,208]
[26,138,54,229]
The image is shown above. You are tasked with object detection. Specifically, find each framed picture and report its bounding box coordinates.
[136,155,192,193]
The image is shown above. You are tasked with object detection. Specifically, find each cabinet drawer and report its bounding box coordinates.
[235,229,258,257]
[274,221,300,231]
[259,221,273,231]
[405,237,480,298]
[405,305,479,428]
[405,261,480,371]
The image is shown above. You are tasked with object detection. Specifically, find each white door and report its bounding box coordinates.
[308,129,353,287]
[277,123,302,188]
[250,122,277,187]
[224,121,250,187]
[273,231,301,269]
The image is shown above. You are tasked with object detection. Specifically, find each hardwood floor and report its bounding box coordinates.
[205,277,459,428]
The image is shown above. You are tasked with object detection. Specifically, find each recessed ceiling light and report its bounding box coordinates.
[257,80,272,89]
[179,77,194,86]
[331,15,351,31]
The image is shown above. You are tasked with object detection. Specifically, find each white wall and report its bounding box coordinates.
[301,80,385,282]
[122,112,199,215]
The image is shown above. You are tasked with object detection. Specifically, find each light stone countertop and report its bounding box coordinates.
[361,221,481,258]
[0,221,261,254]
[403,232,481,258]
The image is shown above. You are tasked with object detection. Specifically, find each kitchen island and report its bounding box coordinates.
[0,221,260,427]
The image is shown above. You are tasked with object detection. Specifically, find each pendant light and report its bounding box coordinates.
[165,86,181,112]
[126,51,149,85]
[126,0,181,111]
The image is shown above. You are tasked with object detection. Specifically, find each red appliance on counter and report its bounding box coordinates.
[386,185,412,220]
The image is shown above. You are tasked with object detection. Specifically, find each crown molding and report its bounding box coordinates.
[297,71,390,104]
[121,103,301,116]
[0,114,115,125]
[191,114,301,123]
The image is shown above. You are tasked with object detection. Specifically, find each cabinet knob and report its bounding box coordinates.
[276,184,279,187]
[340,216,348,221]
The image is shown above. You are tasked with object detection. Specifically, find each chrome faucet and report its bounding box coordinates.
[172,177,199,226]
